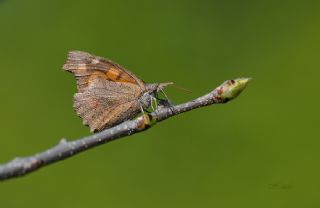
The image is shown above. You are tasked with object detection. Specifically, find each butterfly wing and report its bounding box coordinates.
[63,51,145,92]
[73,77,142,132]
[63,51,145,132]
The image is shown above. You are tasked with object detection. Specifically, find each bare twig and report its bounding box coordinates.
[0,78,250,181]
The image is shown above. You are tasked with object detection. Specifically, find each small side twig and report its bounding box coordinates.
[0,78,250,181]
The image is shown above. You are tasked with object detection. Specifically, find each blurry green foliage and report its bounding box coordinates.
[0,0,319,207]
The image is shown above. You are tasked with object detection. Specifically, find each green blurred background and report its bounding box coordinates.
[0,0,319,207]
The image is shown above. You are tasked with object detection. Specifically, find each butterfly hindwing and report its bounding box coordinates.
[73,76,142,132]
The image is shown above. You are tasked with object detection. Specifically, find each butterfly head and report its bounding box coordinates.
[146,82,173,94]
[139,82,173,110]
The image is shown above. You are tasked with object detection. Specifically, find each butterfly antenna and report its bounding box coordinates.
[171,84,192,93]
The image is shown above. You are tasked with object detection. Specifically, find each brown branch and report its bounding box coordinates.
[0,78,250,181]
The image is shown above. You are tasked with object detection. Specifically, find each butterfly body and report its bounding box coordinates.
[63,51,171,132]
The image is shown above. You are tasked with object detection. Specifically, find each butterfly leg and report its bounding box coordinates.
[155,90,177,113]
[159,88,169,100]
[140,104,153,114]
[140,105,146,114]
[156,89,174,107]
[151,96,159,111]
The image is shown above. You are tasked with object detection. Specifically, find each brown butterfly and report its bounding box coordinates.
[63,51,172,132]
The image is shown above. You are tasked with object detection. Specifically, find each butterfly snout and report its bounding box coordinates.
[157,82,173,92]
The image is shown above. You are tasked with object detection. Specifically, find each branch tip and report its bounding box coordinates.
[218,77,251,102]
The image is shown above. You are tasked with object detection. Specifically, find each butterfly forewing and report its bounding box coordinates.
[63,51,145,92]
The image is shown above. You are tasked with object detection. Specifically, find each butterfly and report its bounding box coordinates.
[63,51,172,132]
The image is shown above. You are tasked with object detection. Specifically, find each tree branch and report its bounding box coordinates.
[0,78,250,181]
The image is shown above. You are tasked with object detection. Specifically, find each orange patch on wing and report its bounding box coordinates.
[106,67,138,84]
[106,68,121,80]
[88,71,108,84]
